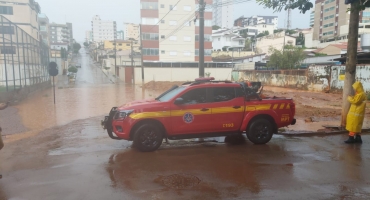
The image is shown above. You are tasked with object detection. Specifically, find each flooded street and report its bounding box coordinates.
[1,48,370,199]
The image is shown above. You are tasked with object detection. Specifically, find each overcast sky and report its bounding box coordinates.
[36,0,311,42]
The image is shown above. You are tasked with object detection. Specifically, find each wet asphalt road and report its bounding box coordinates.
[1,49,370,200]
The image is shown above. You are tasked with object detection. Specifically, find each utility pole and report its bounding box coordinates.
[131,39,135,84]
[140,24,144,86]
[199,0,205,78]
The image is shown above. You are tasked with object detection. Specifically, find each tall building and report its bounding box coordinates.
[213,0,233,28]
[49,23,74,46]
[85,30,93,42]
[124,23,139,40]
[140,0,213,62]
[362,8,370,23]
[91,15,117,43]
[312,0,351,41]
[38,13,50,45]
[117,30,124,40]
[234,15,278,30]
[309,10,315,27]
[0,0,40,40]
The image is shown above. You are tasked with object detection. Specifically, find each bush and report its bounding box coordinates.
[367,93,370,101]
[68,66,78,73]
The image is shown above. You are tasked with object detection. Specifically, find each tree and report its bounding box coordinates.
[256,30,269,38]
[212,25,221,30]
[73,43,81,54]
[296,32,305,47]
[267,46,306,69]
[83,42,89,47]
[244,38,252,51]
[256,0,370,128]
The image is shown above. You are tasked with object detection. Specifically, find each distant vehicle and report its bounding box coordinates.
[101,77,296,152]
[76,65,81,68]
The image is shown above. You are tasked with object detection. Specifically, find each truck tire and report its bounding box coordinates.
[247,118,273,145]
[133,123,163,152]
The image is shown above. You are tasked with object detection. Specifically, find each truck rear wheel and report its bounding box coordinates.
[133,123,163,152]
[247,118,273,144]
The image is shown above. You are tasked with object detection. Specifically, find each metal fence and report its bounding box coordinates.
[0,15,50,92]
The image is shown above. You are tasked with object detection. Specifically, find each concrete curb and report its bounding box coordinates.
[277,128,370,137]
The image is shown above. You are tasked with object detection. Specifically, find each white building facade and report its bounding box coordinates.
[213,0,233,28]
[124,23,140,40]
[212,29,245,51]
[91,15,117,43]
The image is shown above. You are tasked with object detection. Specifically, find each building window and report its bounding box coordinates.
[161,20,165,24]
[195,49,211,56]
[323,23,334,28]
[142,18,159,25]
[169,21,177,26]
[161,50,165,54]
[324,6,335,12]
[324,14,335,20]
[183,51,191,56]
[184,6,191,11]
[0,6,13,15]
[239,40,244,45]
[170,36,177,41]
[183,36,191,41]
[126,44,130,46]
[324,0,335,3]
[160,4,164,8]
[140,2,158,10]
[143,48,159,56]
[1,46,16,54]
[161,35,165,39]
[169,51,177,56]
[0,26,14,34]
[142,33,159,40]
[195,34,211,42]
[323,31,334,36]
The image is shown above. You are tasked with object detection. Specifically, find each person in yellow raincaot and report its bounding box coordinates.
[344,81,367,144]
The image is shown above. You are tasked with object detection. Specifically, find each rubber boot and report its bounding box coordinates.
[344,136,355,144]
[355,135,363,144]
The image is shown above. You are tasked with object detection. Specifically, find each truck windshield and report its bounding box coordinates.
[157,86,187,102]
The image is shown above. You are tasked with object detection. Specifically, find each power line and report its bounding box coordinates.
[206,0,251,8]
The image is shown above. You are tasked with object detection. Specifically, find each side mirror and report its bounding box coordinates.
[174,98,184,105]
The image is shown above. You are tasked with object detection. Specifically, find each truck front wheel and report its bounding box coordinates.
[247,118,273,144]
[133,123,163,152]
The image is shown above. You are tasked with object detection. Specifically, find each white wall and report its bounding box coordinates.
[133,67,233,84]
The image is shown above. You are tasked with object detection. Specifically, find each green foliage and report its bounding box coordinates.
[83,42,89,47]
[285,29,297,35]
[257,31,269,38]
[68,66,78,73]
[73,43,81,54]
[267,46,306,69]
[367,93,370,101]
[296,32,305,46]
[274,29,284,34]
[256,0,313,14]
[244,38,252,51]
[212,25,221,30]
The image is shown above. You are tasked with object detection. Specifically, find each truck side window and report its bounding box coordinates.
[212,87,236,102]
[235,87,245,97]
[180,88,207,105]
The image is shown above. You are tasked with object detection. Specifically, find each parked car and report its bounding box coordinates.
[101,77,296,152]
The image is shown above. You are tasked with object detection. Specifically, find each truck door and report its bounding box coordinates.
[170,88,213,135]
[209,86,245,132]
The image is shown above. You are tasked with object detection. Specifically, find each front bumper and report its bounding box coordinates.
[102,107,124,140]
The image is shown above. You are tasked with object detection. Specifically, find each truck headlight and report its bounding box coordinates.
[114,110,134,120]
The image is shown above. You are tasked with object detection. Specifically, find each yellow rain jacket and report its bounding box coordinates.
[346,82,367,133]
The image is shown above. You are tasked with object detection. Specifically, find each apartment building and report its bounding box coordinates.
[38,13,49,45]
[124,23,139,40]
[49,23,74,46]
[312,0,351,41]
[117,30,124,40]
[235,15,278,30]
[213,0,233,28]
[103,40,140,51]
[140,0,213,62]
[310,10,315,27]
[0,0,40,40]
[91,15,117,43]
[85,30,93,42]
